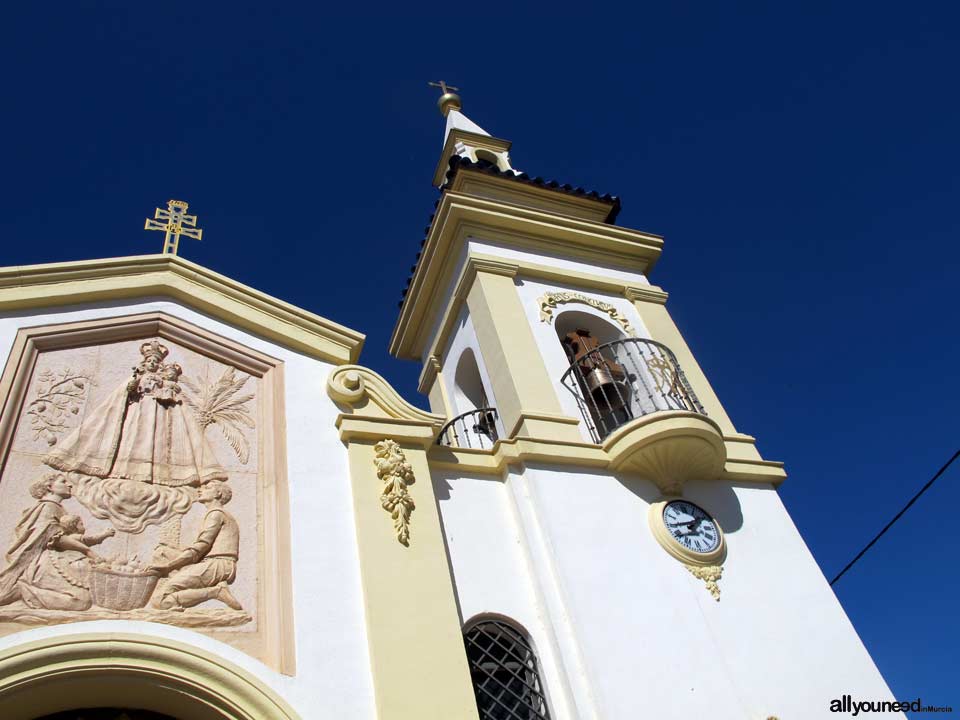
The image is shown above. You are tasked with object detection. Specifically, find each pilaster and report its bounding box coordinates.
[465,262,582,442]
[328,366,479,720]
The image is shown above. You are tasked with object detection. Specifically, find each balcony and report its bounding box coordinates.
[561,337,705,441]
[561,337,724,492]
[437,408,499,450]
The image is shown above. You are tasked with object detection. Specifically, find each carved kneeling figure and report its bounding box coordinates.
[21,514,113,611]
[148,481,243,611]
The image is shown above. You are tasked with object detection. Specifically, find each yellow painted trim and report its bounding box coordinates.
[0,633,300,720]
[604,411,727,495]
[429,435,610,474]
[329,365,445,426]
[0,254,365,365]
[466,269,582,443]
[327,366,480,720]
[447,170,618,223]
[418,254,667,386]
[391,192,663,359]
[428,422,786,486]
[419,356,455,417]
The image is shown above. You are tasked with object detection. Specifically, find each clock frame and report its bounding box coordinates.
[648,497,726,566]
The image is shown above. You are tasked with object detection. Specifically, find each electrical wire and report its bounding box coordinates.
[830,448,960,586]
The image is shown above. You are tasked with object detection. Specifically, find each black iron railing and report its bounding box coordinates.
[437,408,499,449]
[560,338,705,442]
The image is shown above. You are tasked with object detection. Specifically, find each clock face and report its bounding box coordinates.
[662,500,720,554]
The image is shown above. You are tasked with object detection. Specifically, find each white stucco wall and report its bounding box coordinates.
[0,299,375,720]
[505,464,901,719]
[424,236,898,718]
[434,469,580,720]
[466,239,652,288]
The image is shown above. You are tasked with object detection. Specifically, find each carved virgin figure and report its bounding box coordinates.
[45,340,226,487]
[0,337,255,628]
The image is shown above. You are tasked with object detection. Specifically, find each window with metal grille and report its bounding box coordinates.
[463,619,551,720]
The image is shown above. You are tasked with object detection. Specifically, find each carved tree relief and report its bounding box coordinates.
[0,338,258,628]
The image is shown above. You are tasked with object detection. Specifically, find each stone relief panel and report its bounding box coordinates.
[0,337,259,630]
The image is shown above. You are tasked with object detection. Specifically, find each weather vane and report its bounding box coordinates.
[144,199,202,255]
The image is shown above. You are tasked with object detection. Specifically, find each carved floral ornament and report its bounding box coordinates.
[685,564,723,601]
[537,291,636,336]
[374,439,416,546]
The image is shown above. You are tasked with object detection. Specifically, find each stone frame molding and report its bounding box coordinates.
[0,312,296,675]
[0,632,300,719]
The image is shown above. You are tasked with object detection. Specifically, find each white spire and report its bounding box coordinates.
[428,82,517,187]
[443,108,490,146]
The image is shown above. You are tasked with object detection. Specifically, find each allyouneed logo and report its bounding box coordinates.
[830,695,953,715]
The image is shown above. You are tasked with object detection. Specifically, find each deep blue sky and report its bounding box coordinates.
[2,3,957,714]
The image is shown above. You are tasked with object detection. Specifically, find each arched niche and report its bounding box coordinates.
[473,149,504,170]
[554,310,635,440]
[452,348,489,414]
[0,633,300,720]
[554,309,627,348]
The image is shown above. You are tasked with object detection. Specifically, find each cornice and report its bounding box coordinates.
[624,285,669,304]
[0,254,365,365]
[449,171,617,223]
[391,192,664,360]
[428,428,786,486]
[417,355,443,395]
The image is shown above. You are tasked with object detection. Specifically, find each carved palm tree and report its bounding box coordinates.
[181,367,255,464]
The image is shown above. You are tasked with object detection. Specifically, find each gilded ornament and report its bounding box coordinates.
[685,563,723,601]
[373,439,416,545]
[144,199,203,256]
[537,291,635,335]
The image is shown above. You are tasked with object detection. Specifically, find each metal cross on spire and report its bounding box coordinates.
[144,199,202,255]
[428,80,460,95]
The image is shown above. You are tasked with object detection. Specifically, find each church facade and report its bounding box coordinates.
[0,93,899,719]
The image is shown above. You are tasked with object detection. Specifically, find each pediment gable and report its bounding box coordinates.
[0,254,364,365]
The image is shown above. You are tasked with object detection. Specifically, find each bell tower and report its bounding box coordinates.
[388,91,900,720]
[390,88,771,490]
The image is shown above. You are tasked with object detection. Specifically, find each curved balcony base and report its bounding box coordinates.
[603,411,726,494]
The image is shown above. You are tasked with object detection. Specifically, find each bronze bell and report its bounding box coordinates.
[474,411,498,440]
[584,367,626,410]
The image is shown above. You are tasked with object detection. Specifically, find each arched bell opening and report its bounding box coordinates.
[438,349,499,449]
[473,148,504,170]
[555,311,633,440]
[555,310,705,442]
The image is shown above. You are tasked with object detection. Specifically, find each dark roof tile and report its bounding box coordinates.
[398,155,622,306]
